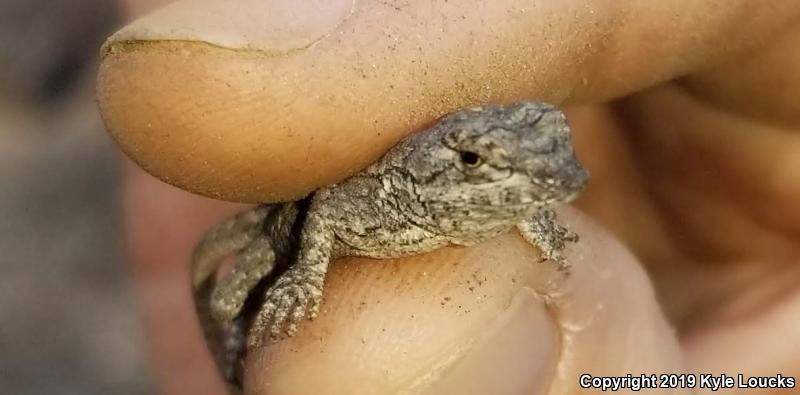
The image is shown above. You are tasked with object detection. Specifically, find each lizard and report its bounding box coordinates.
[190,101,589,392]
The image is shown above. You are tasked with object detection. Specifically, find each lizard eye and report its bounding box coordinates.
[459,151,483,168]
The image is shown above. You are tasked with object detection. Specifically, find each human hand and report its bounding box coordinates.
[101,1,800,394]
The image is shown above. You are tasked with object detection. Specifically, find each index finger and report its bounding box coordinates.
[97,0,800,202]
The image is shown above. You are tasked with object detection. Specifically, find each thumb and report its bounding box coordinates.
[99,0,800,203]
[245,208,689,395]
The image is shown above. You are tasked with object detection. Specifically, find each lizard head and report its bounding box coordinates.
[400,102,588,227]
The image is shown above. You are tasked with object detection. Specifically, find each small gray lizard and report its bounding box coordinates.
[190,102,589,392]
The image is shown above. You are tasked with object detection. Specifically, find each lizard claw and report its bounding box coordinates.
[308,297,322,320]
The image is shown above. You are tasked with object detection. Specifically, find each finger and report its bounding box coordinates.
[97,0,800,202]
[681,25,800,127]
[245,207,688,395]
[684,286,800,390]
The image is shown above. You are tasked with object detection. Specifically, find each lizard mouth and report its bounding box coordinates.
[529,175,587,204]
[559,190,582,204]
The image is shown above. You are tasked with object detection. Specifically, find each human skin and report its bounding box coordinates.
[108,1,800,394]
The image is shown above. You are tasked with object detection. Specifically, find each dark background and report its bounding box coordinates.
[0,1,154,393]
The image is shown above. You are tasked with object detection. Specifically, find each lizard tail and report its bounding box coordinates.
[190,204,272,394]
[191,205,273,290]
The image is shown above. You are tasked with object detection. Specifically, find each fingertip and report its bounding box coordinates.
[244,233,563,395]
[243,209,689,395]
[547,209,687,394]
[420,288,559,395]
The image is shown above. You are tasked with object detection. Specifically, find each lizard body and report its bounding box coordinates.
[191,102,589,392]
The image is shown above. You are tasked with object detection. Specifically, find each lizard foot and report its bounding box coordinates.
[538,223,578,270]
[248,268,324,346]
[518,209,579,271]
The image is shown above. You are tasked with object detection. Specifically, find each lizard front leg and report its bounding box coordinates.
[517,208,579,270]
[249,214,333,345]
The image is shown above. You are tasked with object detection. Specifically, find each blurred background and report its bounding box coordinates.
[0,0,156,393]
